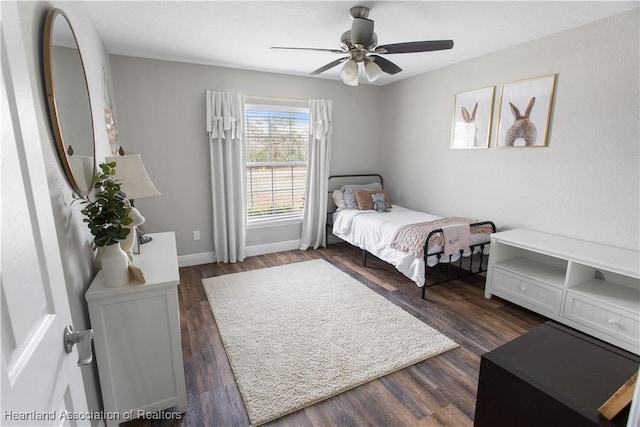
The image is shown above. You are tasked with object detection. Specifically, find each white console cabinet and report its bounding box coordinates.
[485,229,640,355]
[86,232,187,426]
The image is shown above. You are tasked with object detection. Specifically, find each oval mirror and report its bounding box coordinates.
[43,9,95,195]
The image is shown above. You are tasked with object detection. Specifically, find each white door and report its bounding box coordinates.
[1,3,89,425]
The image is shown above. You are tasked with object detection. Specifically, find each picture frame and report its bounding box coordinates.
[495,74,557,147]
[451,86,495,149]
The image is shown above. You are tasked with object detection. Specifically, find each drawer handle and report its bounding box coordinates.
[607,318,619,326]
[519,285,527,292]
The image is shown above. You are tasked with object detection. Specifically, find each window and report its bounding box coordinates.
[245,102,309,220]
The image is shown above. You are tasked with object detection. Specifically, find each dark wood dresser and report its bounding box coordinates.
[474,322,639,427]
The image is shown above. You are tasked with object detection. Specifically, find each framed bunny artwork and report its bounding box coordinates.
[496,74,557,148]
[451,86,495,149]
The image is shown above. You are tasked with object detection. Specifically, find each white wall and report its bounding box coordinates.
[109,56,383,258]
[380,10,639,251]
[15,0,119,420]
[111,9,639,257]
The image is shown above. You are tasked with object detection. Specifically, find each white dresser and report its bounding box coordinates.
[485,229,640,355]
[86,232,187,425]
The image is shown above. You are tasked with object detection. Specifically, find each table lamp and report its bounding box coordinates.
[105,154,160,257]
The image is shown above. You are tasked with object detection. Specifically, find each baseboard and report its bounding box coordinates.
[177,240,302,267]
[245,239,301,257]
[178,251,215,267]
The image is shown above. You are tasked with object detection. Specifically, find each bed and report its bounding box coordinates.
[327,174,496,299]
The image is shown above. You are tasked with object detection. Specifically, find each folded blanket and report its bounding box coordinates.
[442,223,470,256]
[390,217,493,258]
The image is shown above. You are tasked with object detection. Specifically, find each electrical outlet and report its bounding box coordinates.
[193,230,200,241]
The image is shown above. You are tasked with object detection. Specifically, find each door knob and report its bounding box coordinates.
[63,325,94,366]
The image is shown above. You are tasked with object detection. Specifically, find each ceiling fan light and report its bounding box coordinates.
[343,74,359,86]
[340,59,358,82]
[364,60,383,82]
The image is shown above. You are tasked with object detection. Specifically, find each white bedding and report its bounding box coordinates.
[332,205,490,287]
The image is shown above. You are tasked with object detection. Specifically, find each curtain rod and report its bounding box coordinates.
[247,95,309,103]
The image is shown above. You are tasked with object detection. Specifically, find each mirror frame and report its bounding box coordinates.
[43,8,96,195]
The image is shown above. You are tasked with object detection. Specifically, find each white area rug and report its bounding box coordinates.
[202,259,457,426]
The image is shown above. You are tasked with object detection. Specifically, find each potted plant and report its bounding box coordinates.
[78,162,133,287]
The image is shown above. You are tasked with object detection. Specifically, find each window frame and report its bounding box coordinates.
[244,100,310,225]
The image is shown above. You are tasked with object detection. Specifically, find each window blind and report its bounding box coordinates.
[245,106,309,218]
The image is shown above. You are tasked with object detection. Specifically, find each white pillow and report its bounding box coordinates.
[332,190,347,211]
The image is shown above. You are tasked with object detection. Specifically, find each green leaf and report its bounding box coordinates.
[78,162,134,247]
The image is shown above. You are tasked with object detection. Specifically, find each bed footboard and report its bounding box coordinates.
[421,221,496,300]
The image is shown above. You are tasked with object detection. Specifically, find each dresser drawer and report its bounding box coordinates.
[492,267,564,315]
[564,292,640,346]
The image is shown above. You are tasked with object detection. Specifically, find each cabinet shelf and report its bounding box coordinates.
[570,279,640,313]
[486,229,640,355]
[494,257,566,288]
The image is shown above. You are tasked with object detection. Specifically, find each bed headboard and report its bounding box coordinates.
[327,173,383,213]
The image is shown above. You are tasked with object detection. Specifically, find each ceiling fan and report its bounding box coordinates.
[271,5,454,86]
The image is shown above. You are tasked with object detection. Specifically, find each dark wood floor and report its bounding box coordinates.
[124,243,545,427]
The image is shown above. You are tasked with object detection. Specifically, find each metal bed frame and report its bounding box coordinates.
[418,221,495,299]
[327,174,495,300]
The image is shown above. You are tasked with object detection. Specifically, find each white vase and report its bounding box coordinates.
[101,243,130,287]
[94,246,103,269]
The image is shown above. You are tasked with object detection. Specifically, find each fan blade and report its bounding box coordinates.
[310,57,349,75]
[376,40,454,54]
[351,17,374,46]
[271,47,345,54]
[369,55,402,75]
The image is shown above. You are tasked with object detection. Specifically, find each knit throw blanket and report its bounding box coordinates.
[390,217,494,258]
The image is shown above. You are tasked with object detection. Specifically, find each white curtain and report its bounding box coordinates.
[206,91,246,263]
[300,99,333,250]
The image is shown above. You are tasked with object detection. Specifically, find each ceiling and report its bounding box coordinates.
[85,1,638,86]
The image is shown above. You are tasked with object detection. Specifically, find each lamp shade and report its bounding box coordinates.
[340,59,359,86]
[364,60,383,83]
[105,154,160,199]
[343,75,359,86]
